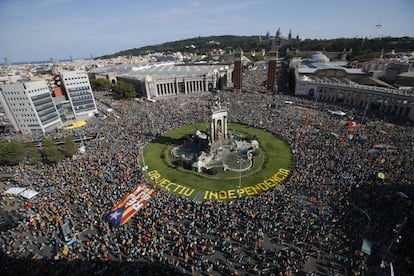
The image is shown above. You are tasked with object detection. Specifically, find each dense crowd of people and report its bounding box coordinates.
[1,88,413,275]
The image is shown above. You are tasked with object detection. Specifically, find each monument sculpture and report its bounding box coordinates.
[172,93,259,173]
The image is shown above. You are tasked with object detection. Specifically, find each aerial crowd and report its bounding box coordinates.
[1,90,413,276]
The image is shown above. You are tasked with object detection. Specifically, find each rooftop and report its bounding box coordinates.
[90,63,230,80]
[297,61,365,75]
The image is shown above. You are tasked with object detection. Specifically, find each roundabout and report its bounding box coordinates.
[142,122,294,201]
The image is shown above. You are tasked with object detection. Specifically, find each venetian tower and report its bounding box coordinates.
[266,43,278,92]
[233,48,243,92]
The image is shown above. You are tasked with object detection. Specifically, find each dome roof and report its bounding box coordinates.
[310,52,330,63]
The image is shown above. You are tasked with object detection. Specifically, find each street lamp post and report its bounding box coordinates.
[140,144,148,172]
[237,158,242,198]
[388,216,407,251]
[348,200,371,233]
[361,98,370,125]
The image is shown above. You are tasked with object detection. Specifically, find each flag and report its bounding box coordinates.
[361,239,372,255]
[347,121,358,128]
[105,184,155,227]
[62,245,69,256]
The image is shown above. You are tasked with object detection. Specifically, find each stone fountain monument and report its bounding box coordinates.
[172,93,259,173]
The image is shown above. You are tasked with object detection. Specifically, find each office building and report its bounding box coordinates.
[0,80,62,135]
[59,70,98,118]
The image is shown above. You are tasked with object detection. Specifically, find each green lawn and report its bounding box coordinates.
[142,123,294,201]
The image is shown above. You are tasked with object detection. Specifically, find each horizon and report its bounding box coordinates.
[1,35,413,65]
[1,0,413,63]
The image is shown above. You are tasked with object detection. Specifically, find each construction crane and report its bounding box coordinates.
[375,17,383,38]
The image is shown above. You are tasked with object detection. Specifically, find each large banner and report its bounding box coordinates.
[105,184,155,227]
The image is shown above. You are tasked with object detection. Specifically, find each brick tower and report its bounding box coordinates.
[233,48,243,92]
[266,45,278,92]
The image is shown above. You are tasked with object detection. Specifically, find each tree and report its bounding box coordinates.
[0,140,25,166]
[90,78,111,91]
[25,143,42,165]
[41,138,64,163]
[123,84,137,98]
[113,81,136,98]
[61,136,78,157]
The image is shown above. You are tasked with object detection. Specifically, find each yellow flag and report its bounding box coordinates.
[63,246,69,256]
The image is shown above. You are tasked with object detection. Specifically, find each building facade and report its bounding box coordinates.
[91,64,232,100]
[0,80,62,135]
[60,70,98,118]
[292,53,414,121]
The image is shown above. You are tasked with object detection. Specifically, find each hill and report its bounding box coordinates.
[98,35,259,59]
[98,35,414,61]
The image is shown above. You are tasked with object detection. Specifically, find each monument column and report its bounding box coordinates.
[224,115,228,140]
[210,95,228,143]
[210,119,215,143]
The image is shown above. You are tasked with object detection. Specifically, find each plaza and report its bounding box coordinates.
[0,91,413,275]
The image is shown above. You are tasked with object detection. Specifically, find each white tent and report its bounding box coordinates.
[328,110,346,116]
[4,187,26,196]
[4,187,39,199]
[19,189,39,199]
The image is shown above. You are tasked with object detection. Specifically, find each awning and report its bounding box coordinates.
[20,189,39,199]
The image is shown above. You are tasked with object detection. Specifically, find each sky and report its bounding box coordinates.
[0,0,413,63]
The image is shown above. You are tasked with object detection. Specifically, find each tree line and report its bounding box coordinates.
[0,136,78,166]
[90,78,137,98]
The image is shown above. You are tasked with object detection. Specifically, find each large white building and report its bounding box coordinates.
[292,53,414,120]
[60,70,98,118]
[0,80,62,135]
[90,64,232,100]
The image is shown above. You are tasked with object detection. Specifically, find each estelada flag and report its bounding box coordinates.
[62,245,69,256]
[347,121,359,129]
[105,184,155,227]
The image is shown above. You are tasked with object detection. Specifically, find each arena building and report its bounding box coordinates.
[89,63,233,100]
